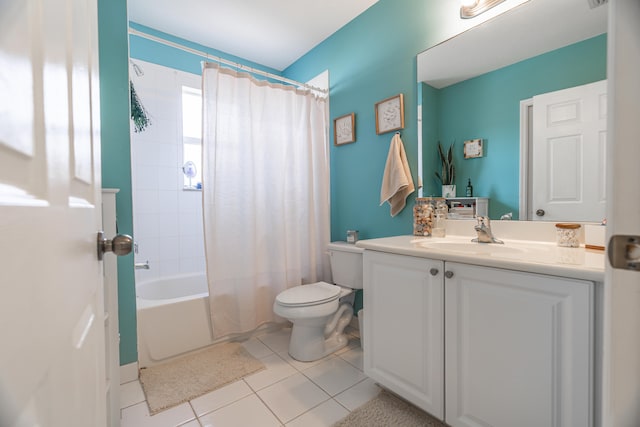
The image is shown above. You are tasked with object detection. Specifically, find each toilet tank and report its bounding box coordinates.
[327,241,364,289]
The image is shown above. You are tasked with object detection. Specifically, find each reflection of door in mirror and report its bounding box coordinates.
[522,80,607,222]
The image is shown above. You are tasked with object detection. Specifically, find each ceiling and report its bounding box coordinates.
[128,0,379,71]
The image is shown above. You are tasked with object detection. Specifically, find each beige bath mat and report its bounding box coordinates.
[333,390,446,427]
[139,342,265,415]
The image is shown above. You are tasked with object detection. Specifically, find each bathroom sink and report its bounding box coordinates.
[414,241,528,255]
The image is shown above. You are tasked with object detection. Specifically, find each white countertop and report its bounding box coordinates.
[356,235,605,282]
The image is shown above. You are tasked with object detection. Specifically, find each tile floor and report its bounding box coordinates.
[120,326,382,427]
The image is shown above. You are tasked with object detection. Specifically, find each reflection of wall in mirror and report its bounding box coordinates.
[421,34,607,220]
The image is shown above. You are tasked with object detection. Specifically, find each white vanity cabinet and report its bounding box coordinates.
[362,250,595,427]
[363,250,445,419]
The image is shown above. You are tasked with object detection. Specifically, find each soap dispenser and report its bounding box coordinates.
[466,178,473,197]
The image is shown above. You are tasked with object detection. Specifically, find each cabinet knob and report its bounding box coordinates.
[429,268,439,276]
[444,271,454,279]
[536,209,545,217]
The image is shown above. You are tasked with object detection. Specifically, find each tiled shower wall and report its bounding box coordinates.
[130,60,205,283]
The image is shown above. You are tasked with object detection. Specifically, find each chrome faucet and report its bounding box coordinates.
[135,260,150,270]
[500,212,513,220]
[472,216,504,244]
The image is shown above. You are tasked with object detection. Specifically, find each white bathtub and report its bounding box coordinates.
[136,273,215,367]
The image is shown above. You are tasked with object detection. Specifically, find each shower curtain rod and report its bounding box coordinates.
[128,28,328,94]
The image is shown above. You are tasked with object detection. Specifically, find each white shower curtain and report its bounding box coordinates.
[201,63,331,339]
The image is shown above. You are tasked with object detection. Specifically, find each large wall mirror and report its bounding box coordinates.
[417,0,608,222]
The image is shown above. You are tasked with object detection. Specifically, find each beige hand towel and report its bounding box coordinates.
[380,133,415,217]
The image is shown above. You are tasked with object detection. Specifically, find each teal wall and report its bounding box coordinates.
[282,0,436,317]
[285,8,606,233]
[97,0,137,365]
[283,0,434,241]
[428,34,607,219]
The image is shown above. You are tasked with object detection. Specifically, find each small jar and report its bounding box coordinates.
[555,223,581,247]
[432,213,446,237]
[432,199,448,238]
[413,198,434,236]
[347,230,359,244]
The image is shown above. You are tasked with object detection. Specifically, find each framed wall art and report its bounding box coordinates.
[463,138,484,158]
[334,113,356,145]
[375,93,404,135]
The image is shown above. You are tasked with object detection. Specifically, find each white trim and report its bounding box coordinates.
[417,104,423,197]
[305,69,330,99]
[519,98,533,220]
[306,70,331,217]
[119,362,139,384]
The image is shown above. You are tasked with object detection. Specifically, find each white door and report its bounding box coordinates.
[602,1,640,426]
[0,0,107,426]
[532,80,607,222]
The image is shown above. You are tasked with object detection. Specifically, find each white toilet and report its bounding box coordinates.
[273,242,364,362]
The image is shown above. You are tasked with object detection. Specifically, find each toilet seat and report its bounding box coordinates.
[276,281,341,307]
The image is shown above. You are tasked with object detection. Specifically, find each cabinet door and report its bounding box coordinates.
[363,251,444,419]
[445,263,593,427]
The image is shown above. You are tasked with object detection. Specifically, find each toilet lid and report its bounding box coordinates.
[276,281,342,307]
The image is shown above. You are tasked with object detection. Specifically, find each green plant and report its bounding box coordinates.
[435,141,455,185]
[130,81,151,133]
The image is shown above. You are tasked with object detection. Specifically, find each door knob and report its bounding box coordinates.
[97,231,133,260]
[536,209,545,217]
[608,235,640,271]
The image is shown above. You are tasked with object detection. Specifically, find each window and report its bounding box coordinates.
[182,86,202,189]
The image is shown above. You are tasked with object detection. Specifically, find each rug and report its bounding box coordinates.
[139,342,265,415]
[333,390,447,427]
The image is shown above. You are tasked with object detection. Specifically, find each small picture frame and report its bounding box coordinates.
[464,138,484,158]
[334,113,356,145]
[375,94,404,135]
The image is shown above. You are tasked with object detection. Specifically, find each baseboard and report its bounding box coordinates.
[120,362,139,384]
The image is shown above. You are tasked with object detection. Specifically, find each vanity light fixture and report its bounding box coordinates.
[460,0,507,19]
[587,0,608,8]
